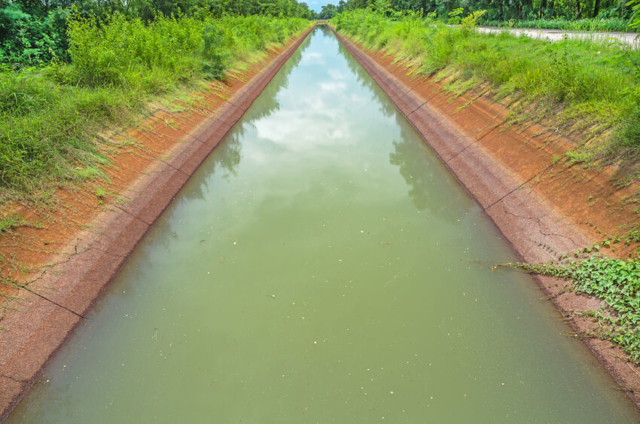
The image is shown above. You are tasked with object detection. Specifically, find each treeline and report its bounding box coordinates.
[318,0,633,23]
[0,0,315,65]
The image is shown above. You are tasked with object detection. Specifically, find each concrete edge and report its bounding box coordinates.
[0,26,314,422]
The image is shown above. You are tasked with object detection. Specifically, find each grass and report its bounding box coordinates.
[0,214,26,233]
[332,10,640,176]
[481,17,632,32]
[0,13,310,204]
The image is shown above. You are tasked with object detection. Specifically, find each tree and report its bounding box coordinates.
[319,3,338,18]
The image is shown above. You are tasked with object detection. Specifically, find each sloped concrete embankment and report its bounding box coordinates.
[331,28,640,407]
[0,27,314,421]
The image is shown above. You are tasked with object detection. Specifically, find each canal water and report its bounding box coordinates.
[8,27,640,423]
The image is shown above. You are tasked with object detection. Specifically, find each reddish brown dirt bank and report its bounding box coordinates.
[0,27,313,420]
[332,28,640,407]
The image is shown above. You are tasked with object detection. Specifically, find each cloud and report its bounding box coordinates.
[319,81,347,92]
[301,51,325,65]
[328,69,348,80]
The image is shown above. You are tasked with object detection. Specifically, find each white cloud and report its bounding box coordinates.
[328,69,348,80]
[319,81,347,92]
[301,51,325,65]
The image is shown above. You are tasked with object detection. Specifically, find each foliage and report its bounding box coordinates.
[0,0,314,67]
[0,5,70,65]
[0,14,309,198]
[65,12,205,89]
[0,214,26,233]
[516,256,640,363]
[460,9,486,34]
[630,0,640,29]
[324,0,635,29]
[447,7,463,24]
[482,17,631,32]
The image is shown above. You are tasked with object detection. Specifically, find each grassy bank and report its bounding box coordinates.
[481,17,632,32]
[332,10,640,172]
[0,13,309,203]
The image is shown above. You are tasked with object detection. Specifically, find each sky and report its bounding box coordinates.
[307,0,335,12]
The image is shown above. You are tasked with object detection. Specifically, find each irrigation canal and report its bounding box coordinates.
[7,27,640,423]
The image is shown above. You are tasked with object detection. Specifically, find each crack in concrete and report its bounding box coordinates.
[0,373,28,385]
[113,199,154,227]
[23,240,81,286]
[501,207,544,222]
[434,119,506,167]
[537,228,582,248]
[500,207,582,248]
[13,235,124,321]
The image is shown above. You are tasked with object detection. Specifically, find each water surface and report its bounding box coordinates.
[9,27,640,423]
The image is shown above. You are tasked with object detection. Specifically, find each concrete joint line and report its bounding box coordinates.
[150,154,190,179]
[440,120,507,167]
[483,162,555,213]
[17,284,86,320]
[475,120,507,142]
[113,202,153,227]
[405,92,441,120]
[444,142,475,166]
[408,92,438,114]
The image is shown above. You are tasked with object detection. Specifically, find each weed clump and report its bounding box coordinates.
[516,256,640,363]
[482,18,631,33]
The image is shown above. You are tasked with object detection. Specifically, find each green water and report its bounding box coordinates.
[8,28,640,423]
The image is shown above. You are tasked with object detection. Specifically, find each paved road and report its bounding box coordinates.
[477,26,640,47]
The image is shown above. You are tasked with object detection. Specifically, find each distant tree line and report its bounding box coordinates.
[317,0,632,21]
[0,0,314,64]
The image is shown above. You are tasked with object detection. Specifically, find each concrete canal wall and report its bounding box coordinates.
[0,26,315,421]
[331,26,640,408]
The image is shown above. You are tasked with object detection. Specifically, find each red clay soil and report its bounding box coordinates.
[0,26,314,421]
[331,28,640,407]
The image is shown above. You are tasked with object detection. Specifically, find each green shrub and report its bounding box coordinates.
[447,8,463,25]
[518,256,640,363]
[0,5,70,65]
[66,13,204,90]
[482,17,631,32]
[460,10,487,36]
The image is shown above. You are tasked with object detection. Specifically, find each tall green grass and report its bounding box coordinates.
[0,14,310,200]
[481,17,632,32]
[333,10,640,155]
